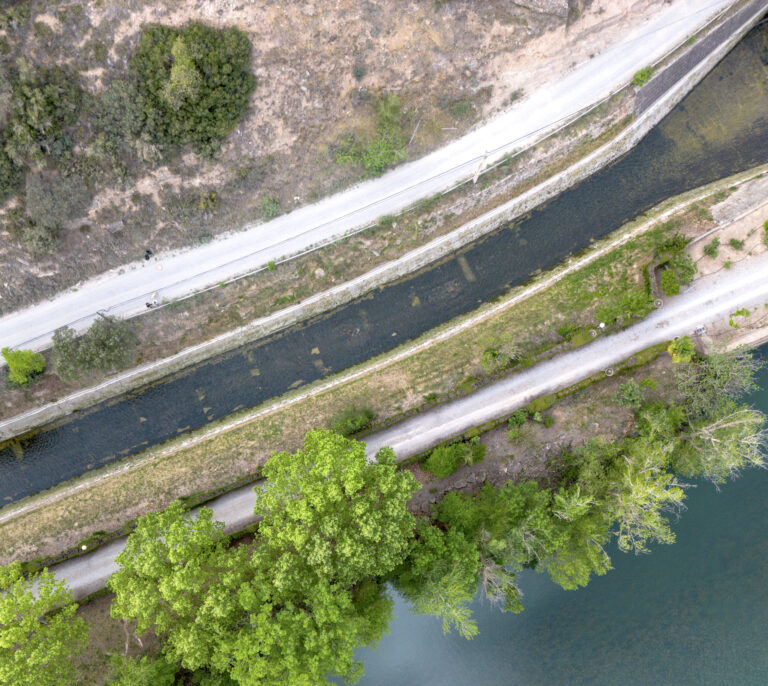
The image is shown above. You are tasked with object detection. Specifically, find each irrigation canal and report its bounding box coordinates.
[3,26,768,504]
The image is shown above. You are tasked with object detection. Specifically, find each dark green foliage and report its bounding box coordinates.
[5,61,81,166]
[654,232,687,257]
[543,414,555,428]
[90,78,145,147]
[659,269,680,296]
[0,145,21,200]
[52,316,137,381]
[613,379,645,410]
[131,23,256,154]
[728,237,745,250]
[507,409,528,429]
[1,347,45,386]
[423,441,486,478]
[703,236,720,258]
[25,172,91,231]
[329,406,375,436]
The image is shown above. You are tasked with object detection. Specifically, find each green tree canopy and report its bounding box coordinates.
[131,22,256,154]
[0,562,88,686]
[110,430,420,686]
[1,346,45,385]
[393,520,480,638]
[675,348,762,419]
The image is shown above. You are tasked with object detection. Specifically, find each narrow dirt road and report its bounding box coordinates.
[0,0,734,354]
[47,252,768,599]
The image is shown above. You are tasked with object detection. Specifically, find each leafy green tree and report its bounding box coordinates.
[107,655,177,686]
[393,520,480,638]
[1,346,45,385]
[675,405,766,485]
[675,348,762,419]
[132,23,256,154]
[108,502,248,671]
[255,429,419,590]
[0,562,88,686]
[667,335,695,364]
[110,431,420,686]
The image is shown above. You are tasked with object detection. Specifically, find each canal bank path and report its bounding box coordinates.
[0,0,736,354]
[49,251,768,599]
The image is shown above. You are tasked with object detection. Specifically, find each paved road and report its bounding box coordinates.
[0,0,733,354]
[49,252,768,599]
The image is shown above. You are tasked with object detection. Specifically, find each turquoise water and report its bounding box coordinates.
[350,348,768,686]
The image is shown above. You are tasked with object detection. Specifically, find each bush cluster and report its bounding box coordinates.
[131,22,256,155]
[52,316,137,381]
[423,441,486,478]
[328,406,375,436]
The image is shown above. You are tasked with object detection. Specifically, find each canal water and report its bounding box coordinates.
[348,346,768,686]
[4,27,768,503]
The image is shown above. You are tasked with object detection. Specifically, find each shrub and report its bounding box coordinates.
[667,335,695,364]
[336,93,406,177]
[669,252,696,285]
[703,236,720,258]
[613,379,644,410]
[423,441,486,479]
[131,22,256,154]
[0,145,21,200]
[763,220,768,247]
[25,171,92,231]
[329,407,375,436]
[20,220,57,255]
[654,232,687,257]
[728,238,744,250]
[5,61,81,165]
[2,347,45,386]
[507,409,528,429]
[52,316,137,381]
[258,196,281,219]
[659,269,680,296]
[632,66,654,87]
[543,414,555,428]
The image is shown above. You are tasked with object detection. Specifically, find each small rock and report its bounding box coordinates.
[314,268,325,278]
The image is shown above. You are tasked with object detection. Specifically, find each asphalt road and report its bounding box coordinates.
[0,0,733,354]
[49,252,768,600]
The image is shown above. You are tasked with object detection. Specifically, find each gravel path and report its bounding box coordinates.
[48,252,768,599]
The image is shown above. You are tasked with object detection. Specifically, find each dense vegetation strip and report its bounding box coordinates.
[1,348,764,686]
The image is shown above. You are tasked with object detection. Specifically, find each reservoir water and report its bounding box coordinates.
[4,25,768,503]
[349,346,768,686]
